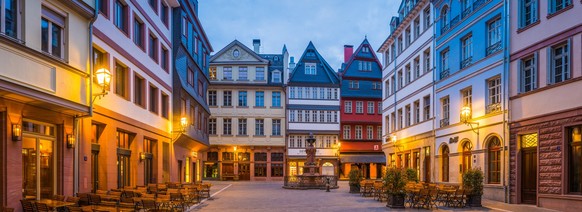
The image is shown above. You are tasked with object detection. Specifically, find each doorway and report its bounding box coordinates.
[521,147,537,204]
[21,120,56,200]
[462,141,472,174]
[239,163,250,180]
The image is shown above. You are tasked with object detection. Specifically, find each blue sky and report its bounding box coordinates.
[199,0,400,70]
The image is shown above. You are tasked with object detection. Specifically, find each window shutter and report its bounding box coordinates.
[566,37,572,79]
[517,59,523,93]
[546,47,552,84]
[533,52,538,90]
[517,0,523,28]
[532,0,538,22]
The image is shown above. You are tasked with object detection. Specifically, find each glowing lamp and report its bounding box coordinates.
[12,124,22,141]
[66,134,75,148]
[461,106,472,123]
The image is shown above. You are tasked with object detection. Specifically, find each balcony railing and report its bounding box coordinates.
[486,103,501,114]
[473,0,487,10]
[462,7,472,18]
[440,69,450,79]
[441,24,450,34]
[486,41,502,55]
[440,118,450,127]
[461,57,473,69]
[450,15,460,27]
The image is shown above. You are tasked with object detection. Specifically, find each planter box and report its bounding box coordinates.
[467,195,482,207]
[349,183,360,193]
[386,194,405,209]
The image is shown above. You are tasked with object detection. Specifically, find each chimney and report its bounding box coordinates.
[253,39,261,53]
[289,57,296,69]
[344,45,353,63]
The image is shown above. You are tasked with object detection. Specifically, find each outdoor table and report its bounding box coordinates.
[98,194,121,202]
[81,205,135,212]
[35,199,75,212]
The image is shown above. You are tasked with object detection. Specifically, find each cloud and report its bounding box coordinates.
[199,0,400,70]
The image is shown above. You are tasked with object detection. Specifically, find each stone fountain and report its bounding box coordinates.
[283,133,338,190]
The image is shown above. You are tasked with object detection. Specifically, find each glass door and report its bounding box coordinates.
[22,136,54,200]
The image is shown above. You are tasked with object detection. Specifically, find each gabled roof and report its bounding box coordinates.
[288,41,340,85]
[209,40,268,64]
[340,38,383,79]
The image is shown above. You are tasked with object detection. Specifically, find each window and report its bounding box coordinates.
[414,17,420,39]
[161,93,169,118]
[255,119,264,136]
[114,63,128,98]
[254,163,267,177]
[272,119,281,136]
[256,67,265,80]
[367,126,373,140]
[440,49,449,78]
[223,91,232,106]
[343,125,351,139]
[297,136,303,148]
[149,33,158,61]
[550,42,570,84]
[441,7,449,33]
[367,102,374,114]
[398,70,403,89]
[208,118,216,135]
[97,0,108,16]
[519,0,538,28]
[423,7,431,30]
[487,18,502,55]
[198,80,204,97]
[349,80,359,89]
[160,2,169,25]
[397,36,403,53]
[424,49,431,74]
[271,163,283,177]
[305,63,316,75]
[355,126,362,139]
[414,57,420,78]
[132,75,146,107]
[208,90,217,106]
[161,47,169,71]
[238,119,247,135]
[549,0,571,14]
[312,88,318,99]
[487,137,501,184]
[114,0,128,33]
[189,106,195,127]
[442,145,449,182]
[344,101,352,113]
[487,77,501,113]
[209,67,217,80]
[568,125,582,193]
[272,92,281,107]
[358,61,372,71]
[377,126,382,140]
[238,91,247,107]
[378,102,382,114]
[398,109,403,129]
[116,131,132,188]
[356,101,363,114]
[223,67,232,80]
[41,7,65,58]
[441,96,449,127]
[405,105,411,127]
[461,0,472,17]
[223,118,232,135]
[520,55,537,93]
[289,136,295,148]
[133,18,144,49]
[413,101,420,124]
[326,111,332,123]
[148,0,157,12]
[362,47,369,53]
[255,91,264,107]
[461,88,472,119]
[298,110,303,122]
[272,71,281,83]
[391,112,396,132]
[149,85,158,113]
[238,67,248,80]
[405,27,411,47]
[222,152,234,161]
[423,95,430,121]
[461,34,473,68]
[187,68,194,86]
[305,110,311,122]
[405,65,411,84]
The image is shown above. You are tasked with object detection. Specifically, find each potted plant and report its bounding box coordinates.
[348,169,362,193]
[462,168,484,207]
[383,168,407,208]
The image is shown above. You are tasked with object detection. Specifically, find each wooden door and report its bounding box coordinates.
[521,147,537,204]
[239,163,250,180]
[222,163,234,180]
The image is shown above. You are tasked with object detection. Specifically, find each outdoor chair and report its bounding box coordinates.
[451,189,467,208]
[35,202,51,212]
[141,199,157,211]
[20,200,34,212]
[65,196,80,206]
[76,193,90,206]
[52,194,65,201]
[118,196,135,210]
[66,206,83,212]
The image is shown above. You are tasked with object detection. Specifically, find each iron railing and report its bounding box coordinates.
[440,118,450,127]
[486,103,501,114]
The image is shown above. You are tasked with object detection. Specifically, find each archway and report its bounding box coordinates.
[322,162,334,176]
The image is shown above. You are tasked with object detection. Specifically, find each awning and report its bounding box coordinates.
[340,154,386,164]
[173,133,210,152]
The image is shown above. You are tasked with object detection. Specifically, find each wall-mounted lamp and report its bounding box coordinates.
[460,106,479,135]
[93,68,111,98]
[140,152,146,161]
[234,146,237,152]
[391,135,397,143]
[180,117,188,130]
[66,134,75,148]
[12,124,22,141]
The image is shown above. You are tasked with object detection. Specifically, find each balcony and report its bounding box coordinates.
[461,57,473,69]
[462,7,472,18]
[486,103,501,114]
[440,69,450,79]
[441,24,450,34]
[473,0,487,10]
[486,41,502,56]
[450,15,460,27]
[440,118,450,127]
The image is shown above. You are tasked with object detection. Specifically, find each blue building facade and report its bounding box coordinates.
[172,0,213,183]
[286,42,341,177]
[432,0,509,202]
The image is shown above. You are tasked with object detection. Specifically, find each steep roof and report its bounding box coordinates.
[209,40,268,64]
[288,41,339,85]
[340,38,383,79]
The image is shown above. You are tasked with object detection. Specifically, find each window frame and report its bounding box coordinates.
[255,119,264,136]
[41,5,66,59]
[114,0,129,34]
[519,54,538,93]
[549,41,571,84]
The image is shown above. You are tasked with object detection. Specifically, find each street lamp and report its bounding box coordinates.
[180,117,188,129]
[460,106,479,135]
[93,68,111,98]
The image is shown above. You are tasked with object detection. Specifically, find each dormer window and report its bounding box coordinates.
[274,56,279,61]
[363,47,369,53]
[306,50,315,57]
[305,63,316,75]
[233,49,240,58]
[272,71,282,83]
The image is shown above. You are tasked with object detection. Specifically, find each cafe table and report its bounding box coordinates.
[35,199,75,212]
[81,205,135,212]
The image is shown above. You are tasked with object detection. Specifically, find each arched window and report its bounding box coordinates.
[462,141,472,174]
[441,7,449,30]
[488,137,501,184]
[442,145,449,182]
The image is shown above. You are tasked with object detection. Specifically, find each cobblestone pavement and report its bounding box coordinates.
[191,181,558,212]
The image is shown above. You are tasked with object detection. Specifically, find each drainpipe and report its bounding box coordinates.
[74,0,99,196]
[502,0,511,203]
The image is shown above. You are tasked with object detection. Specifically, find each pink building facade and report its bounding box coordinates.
[509,1,582,211]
